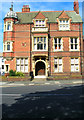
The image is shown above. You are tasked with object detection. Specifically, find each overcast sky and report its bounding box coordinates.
[0,0,83,52]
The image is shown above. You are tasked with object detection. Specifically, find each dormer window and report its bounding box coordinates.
[59,19,70,30]
[35,20,45,27]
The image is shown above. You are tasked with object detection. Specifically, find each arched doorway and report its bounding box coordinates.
[35,61,45,76]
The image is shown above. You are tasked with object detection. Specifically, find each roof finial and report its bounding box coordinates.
[10,1,13,11]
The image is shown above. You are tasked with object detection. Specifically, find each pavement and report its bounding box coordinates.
[0,79,84,87]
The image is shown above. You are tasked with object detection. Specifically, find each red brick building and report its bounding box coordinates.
[3,0,84,79]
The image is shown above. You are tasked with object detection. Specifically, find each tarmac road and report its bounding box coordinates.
[0,81,84,120]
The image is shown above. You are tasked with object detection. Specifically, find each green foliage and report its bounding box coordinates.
[9,70,16,76]
[16,72,24,76]
[9,70,24,76]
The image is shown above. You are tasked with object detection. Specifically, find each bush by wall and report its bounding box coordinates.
[9,70,24,77]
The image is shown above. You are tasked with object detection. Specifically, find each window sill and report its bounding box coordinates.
[54,50,63,52]
[32,50,47,52]
[69,50,79,51]
[3,51,13,53]
[54,71,63,73]
[59,30,70,31]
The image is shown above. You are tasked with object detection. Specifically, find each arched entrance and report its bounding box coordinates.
[35,61,45,76]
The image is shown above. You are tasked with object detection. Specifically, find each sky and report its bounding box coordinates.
[0,0,84,52]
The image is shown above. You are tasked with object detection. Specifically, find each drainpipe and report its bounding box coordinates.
[79,23,82,76]
[30,24,32,74]
[48,23,51,76]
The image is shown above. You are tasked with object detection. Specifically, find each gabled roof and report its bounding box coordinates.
[58,10,70,19]
[34,11,46,19]
[16,11,82,24]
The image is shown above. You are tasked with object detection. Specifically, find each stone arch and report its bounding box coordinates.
[35,60,46,76]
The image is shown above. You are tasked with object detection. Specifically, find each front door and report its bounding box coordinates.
[35,61,45,76]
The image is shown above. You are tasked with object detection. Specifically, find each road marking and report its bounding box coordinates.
[29,83,35,86]
[8,84,24,86]
[73,81,82,84]
[55,81,60,84]
[45,83,50,85]
[0,94,21,96]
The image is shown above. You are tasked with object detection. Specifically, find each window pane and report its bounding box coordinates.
[34,37,36,43]
[21,58,24,64]
[37,37,39,42]
[75,58,79,64]
[25,58,28,64]
[54,58,57,64]
[75,44,77,49]
[71,44,73,49]
[41,37,43,42]
[60,20,62,23]
[25,65,28,72]
[21,65,24,72]
[63,20,65,23]
[59,58,62,64]
[44,37,46,43]
[59,65,62,72]
[59,38,61,43]
[16,65,20,72]
[75,38,77,43]
[54,38,57,43]
[71,58,74,64]
[34,44,37,50]
[7,45,10,50]
[36,20,38,24]
[44,44,46,50]
[54,64,58,72]
[55,44,57,50]
[71,38,73,43]
[37,44,39,49]
[75,65,79,72]
[71,65,74,72]
[16,59,20,64]
[6,65,9,72]
[59,44,61,49]
[7,23,11,30]
[2,65,4,69]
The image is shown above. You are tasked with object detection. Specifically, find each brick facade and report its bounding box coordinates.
[3,1,84,79]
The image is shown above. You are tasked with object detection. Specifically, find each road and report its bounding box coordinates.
[0,84,84,120]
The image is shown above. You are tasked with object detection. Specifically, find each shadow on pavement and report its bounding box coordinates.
[2,85,84,120]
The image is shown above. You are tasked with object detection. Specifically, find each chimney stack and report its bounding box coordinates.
[22,5,30,12]
[74,0,79,14]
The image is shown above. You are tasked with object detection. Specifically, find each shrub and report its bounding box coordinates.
[16,72,24,76]
[9,70,16,76]
[9,70,24,77]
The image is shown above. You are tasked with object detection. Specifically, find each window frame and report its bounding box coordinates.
[54,58,63,73]
[3,41,13,52]
[59,19,70,31]
[16,58,28,73]
[69,37,79,51]
[54,37,63,51]
[71,57,79,72]
[4,21,13,31]
[34,19,46,27]
[33,36,47,51]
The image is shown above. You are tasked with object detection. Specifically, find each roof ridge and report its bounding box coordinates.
[16,10,75,14]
